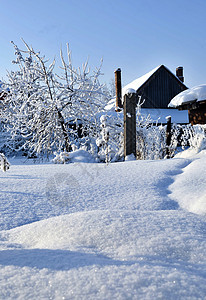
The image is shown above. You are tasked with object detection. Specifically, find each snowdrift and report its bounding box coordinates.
[0,151,205,299]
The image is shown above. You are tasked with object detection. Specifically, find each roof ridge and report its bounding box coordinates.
[122,65,162,95]
[122,65,187,96]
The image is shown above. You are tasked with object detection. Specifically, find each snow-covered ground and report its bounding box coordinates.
[0,150,206,299]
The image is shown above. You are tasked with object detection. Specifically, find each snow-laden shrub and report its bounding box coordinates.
[0,153,10,172]
[136,125,167,160]
[136,123,206,160]
[52,149,96,164]
[172,124,193,150]
[135,97,167,160]
[96,115,109,163]
[96,114,123,163]
[52,152,70,164]
[53,114,124,164]
[52,112,124,164]
[171,124,206,154]
[188,125,206,152]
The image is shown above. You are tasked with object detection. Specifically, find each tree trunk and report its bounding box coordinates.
[57,110,70,152]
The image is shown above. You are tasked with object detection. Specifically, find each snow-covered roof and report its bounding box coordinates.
[122,65,161,96]
[122,65,186,98]
[169,84,206,108]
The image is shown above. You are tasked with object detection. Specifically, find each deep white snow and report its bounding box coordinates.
[169,84,206,107]
[0,151,205,299]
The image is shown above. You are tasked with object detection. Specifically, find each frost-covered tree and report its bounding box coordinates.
[102,78,116,100]
[96,115,110,163]
[95,113,124,163]
[2,40,106,156]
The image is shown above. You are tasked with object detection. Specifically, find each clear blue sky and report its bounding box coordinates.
[1,0,206,88]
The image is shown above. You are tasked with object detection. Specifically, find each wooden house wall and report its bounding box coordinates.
[137,66,187,108]
[188,103,206,125]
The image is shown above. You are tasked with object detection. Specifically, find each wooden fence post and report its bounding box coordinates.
[124,90,136,159]
[165,116,172,158]
[114,68,123,111]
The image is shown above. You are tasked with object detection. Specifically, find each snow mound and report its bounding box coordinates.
[53,149,96,164]
[125,153,136,161]
[1,209,205,299]
[3,210,205,264]
[124,88,136,96]
[170,150,206,215]
[169,84,206,107]
[0,153,206,299]
[105,98,116,111]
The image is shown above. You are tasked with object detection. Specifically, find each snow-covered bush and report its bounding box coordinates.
[52,152,70,164]
[162,123,206,158]
[96,114,123,163]
[173,124,206,152]
[96,115,109,163]
[0,153,10,172]
[52,149,96,164]
[136,125,167,160]
[53,114,124,164]
[187,125,206,151]
[136,122,206,160]
[135,97,167,160]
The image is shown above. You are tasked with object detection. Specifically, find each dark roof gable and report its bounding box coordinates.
[123,65,188,108]
[136,65,188,93]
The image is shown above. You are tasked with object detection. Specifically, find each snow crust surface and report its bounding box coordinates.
[0,153,205,299]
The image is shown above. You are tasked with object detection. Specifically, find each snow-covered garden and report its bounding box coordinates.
[0,41,206,299]
[1,40,206,163]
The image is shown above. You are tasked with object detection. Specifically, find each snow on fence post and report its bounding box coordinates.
[124,89,137,159]
[165,116,172,158]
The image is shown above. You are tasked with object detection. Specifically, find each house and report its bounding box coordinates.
[114,65,189,124]
[169,85,206,125]
[122,65,188,108]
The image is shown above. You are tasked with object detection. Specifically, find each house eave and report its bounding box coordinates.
[178,99,206,111]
